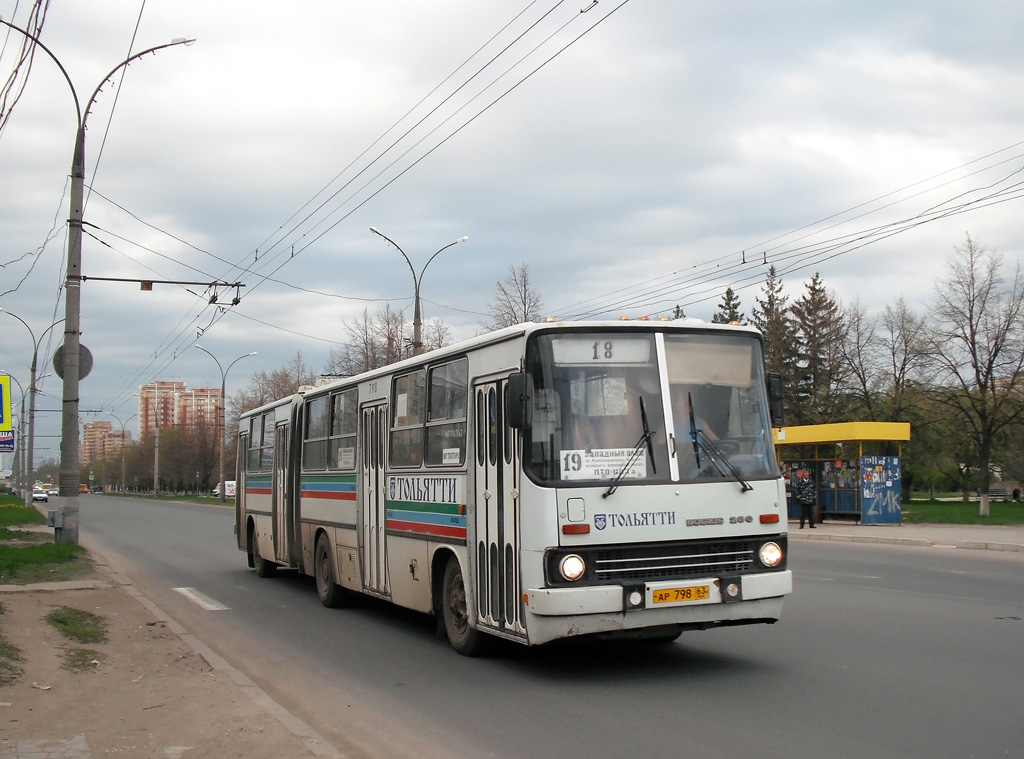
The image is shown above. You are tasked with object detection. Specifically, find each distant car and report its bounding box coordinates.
[212,480,237,498]
[48,487,59,497]
[32,488,48,503]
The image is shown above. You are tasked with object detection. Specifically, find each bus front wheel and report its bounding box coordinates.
[315,534,347,608]
[442,556,490,657]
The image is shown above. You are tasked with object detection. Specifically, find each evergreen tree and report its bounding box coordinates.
[789,272,847,424]
[712,287,746,324]
[751,267,799,417]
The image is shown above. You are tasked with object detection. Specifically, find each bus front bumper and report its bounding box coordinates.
[521,570,792,645]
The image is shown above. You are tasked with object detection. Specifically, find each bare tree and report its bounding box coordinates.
[324,304,420,377]
[878,297,928,420]
[232,352,316,418]
[925,234,1024,516]
[839,297,880,417]
[484,263,544,330]
[420,317,451,353]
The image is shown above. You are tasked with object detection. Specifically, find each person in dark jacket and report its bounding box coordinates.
[794,469,816,528]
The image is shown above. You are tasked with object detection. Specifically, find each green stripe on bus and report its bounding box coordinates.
[386,500,463,515]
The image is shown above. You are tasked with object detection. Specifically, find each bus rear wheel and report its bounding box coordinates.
[442,556,491,657]
[250,525,276,578]
[315,534,347,608]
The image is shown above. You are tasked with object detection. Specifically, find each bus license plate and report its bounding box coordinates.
[651,584,710,605]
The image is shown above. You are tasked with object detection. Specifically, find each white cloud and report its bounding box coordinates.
[1,0,1022,453]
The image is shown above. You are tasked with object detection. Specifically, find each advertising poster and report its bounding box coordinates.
[0,375,11,432]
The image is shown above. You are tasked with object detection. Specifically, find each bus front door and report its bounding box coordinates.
[360,402,391,598]
[474,379,525,639]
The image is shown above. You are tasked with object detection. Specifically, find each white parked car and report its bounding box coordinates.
[212,480,236,498]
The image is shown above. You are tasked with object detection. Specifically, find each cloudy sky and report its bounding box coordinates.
[1,0,1022,462]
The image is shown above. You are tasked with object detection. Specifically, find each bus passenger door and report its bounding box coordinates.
[473,378,525,638]
[360,403,391,597]
[273,421,292,564]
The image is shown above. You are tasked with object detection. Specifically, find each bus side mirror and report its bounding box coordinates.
[767,373,784,426]
[506,372,533,430]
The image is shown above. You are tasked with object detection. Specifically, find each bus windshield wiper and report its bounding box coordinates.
[688,392,701,469]
[603,396,656,499]
[688,394,752,493]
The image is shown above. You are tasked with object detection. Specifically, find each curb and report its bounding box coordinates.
[791,532,932,548]
[789,530,1024,552]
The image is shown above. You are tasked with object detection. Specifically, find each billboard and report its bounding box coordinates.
[0,375,11,432]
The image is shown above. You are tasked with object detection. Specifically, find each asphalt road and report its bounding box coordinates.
[80,495,1024,759]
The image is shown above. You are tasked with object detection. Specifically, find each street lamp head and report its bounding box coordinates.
[369,226,379,234]
[172,37,197,46]
[458,236,469,243]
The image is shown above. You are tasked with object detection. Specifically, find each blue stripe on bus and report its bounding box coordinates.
[386,508,467,528]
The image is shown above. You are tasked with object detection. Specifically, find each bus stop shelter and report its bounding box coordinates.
[774,421,911,524]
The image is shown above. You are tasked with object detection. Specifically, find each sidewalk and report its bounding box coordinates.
[0,554,343,759]
[788,519,1024,552]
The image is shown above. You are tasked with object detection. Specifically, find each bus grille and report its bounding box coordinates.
[593,538,755,582]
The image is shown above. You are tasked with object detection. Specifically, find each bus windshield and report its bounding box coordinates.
[521,330,777,485]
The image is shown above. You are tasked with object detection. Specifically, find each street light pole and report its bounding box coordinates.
[195,346,256,503]
[108,413,136,494]
[0,310,64,506]
[369,227,468,356]
[0,20,194,538]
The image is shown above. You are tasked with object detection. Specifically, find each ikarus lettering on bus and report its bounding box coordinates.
[386,475,468,541]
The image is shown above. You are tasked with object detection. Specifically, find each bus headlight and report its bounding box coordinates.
[759,541,783,568]
[559,554,586,581]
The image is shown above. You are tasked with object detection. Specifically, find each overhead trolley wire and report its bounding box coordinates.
[549,147,1024,320]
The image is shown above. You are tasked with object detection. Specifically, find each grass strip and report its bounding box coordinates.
[0,505,46,528]
[0,542,86,579]
[46,606,108,644]
[901,500,1024,525]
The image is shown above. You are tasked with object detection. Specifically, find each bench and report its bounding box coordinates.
[986,487,1010,501]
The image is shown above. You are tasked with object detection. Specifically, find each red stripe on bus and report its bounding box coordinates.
[387,519,466,539]
[304,491,357,501]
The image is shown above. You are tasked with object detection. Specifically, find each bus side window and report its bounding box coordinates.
[390,370,425,467]
[426,359,468,467]
[303,395,329,470]
[329,389,358,470]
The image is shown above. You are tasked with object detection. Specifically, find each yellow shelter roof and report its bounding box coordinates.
[773,421,911,446]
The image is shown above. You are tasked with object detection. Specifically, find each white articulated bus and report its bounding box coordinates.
[235,319,792,655]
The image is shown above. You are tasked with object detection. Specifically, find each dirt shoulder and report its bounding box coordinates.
[0,561,331,758]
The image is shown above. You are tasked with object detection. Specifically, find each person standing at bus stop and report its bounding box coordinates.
[794,469,816,528]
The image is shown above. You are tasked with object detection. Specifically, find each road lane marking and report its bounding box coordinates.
[172,586,230,611]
